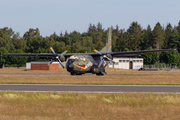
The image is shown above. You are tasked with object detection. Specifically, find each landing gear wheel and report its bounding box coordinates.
[96,73,104,76]
[71,72,76,75]
[76,73,82,75]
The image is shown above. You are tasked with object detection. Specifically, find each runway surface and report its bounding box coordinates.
[0,84,180,92]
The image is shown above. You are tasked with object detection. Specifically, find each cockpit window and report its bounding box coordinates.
[75,58,79,61]
[67,59,75,64]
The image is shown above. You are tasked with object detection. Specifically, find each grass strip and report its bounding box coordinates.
[0,68,180,85]
[0,75,180,85]
[0,91,179,120]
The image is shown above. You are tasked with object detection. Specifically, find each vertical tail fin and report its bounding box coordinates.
[101,27,112,53]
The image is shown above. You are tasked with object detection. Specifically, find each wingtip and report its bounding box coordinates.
[50,47,52,50]
[94,49,97,52]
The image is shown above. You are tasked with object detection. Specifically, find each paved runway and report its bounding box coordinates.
[0,84,180,92]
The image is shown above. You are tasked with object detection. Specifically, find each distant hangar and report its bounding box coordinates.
[108,58,143,69]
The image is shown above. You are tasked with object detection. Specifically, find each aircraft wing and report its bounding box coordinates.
[4,53,57,58]
[88,49,176,57]
[4,53,88,58]
[4,49,176,58]
[108,49,176,57]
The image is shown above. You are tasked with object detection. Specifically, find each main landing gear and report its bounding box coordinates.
[70,72,82,75]
[96,73,104,76]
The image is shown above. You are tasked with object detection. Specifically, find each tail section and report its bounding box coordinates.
[101,27,112,53]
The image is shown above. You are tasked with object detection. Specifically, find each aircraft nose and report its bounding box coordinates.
[67,63,74,72]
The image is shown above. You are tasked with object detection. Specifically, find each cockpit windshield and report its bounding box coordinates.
[75,58,79,61]
[68,55,80,63]
[67,59,75,64]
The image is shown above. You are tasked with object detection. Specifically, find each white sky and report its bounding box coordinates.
[0,0,180,37]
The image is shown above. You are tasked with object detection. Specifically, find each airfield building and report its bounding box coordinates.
[108,58,143,69]
[26,62,59,71]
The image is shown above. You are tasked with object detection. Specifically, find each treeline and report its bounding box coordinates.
[1,21,180,67]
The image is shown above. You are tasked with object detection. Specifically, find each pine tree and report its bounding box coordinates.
[60,31,63,37]
[97,22,103,32]
[127,22,142,50]
[177,20,180,33]
[141,24,153,50]
[168,30,180,52]
[164,23,172,49]
[152,22,164,50]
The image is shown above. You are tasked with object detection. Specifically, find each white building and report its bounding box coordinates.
[26,62,31,69]
[108,58,143,69]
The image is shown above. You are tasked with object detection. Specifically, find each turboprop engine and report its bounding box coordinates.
[48,47,67,68]
[94,45,115,68]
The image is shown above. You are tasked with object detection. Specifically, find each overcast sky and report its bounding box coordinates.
[0,0,180,37]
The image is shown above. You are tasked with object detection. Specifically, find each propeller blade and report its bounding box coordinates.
[105,56,115,64]
[98,56,103,67]
[106,45,112,53]
[100,56,103,60]
[99,49,102,53]
[94,49,102,55]
[50,47,56,54]
[98,59,104,68]
[58,50,67,57]
[48,60,55,66]
[57,58,65,68]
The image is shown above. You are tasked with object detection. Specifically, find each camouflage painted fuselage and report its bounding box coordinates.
[66,55,105,74]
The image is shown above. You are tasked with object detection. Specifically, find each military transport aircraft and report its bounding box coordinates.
[4,28,176,75]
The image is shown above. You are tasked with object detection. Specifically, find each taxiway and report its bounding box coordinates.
[0,84,180,92]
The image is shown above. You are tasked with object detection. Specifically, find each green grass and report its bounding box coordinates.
[0,92,180,120]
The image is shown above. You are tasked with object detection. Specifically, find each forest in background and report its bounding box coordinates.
[0,21,180,67]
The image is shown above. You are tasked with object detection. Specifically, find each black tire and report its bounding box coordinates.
[71,72,76,75]
[76,73,82,75]
[96,73,104,76]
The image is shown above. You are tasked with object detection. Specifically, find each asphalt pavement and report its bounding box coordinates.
[0,84,180,92]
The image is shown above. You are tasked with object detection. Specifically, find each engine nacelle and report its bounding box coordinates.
[59,55,65,62]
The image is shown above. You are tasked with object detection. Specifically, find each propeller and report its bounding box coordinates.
[48,47,67,68]
[94,45,115,68]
